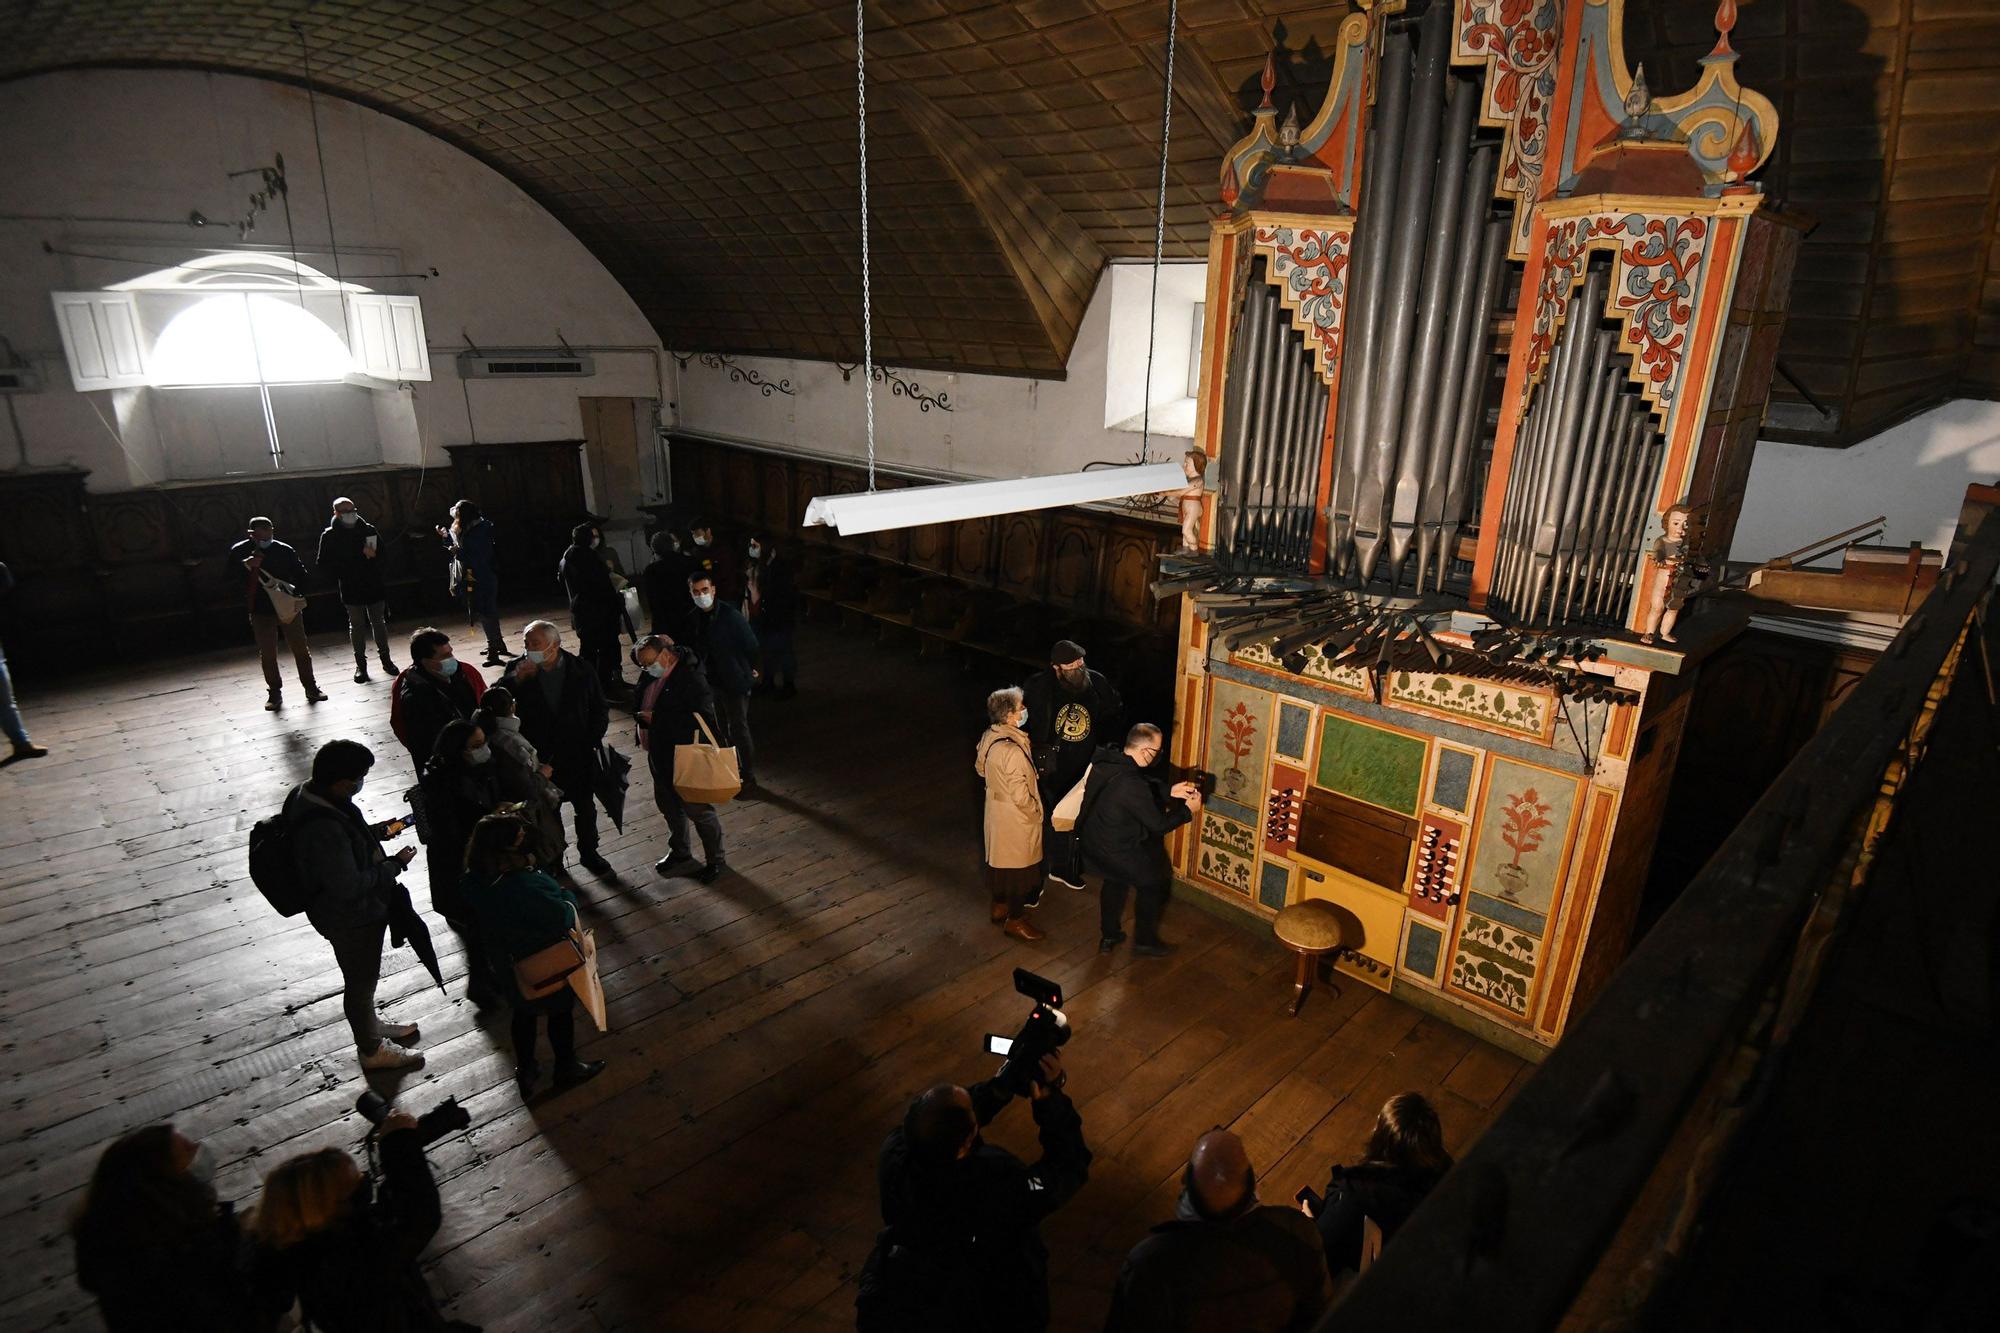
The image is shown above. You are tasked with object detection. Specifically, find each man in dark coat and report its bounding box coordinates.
[1024,640,1123,891]
[1077,723,1201,956]
[438,499,511,666]
[633,633,726,881]
[856,1053,1089,1333]
[686,516,741,603]
[642,530,694,635]
[503,619,612,876]
[1106,1129,1330,1333]
[287,739,423,1071]
[558,520,626,693]
[681,571,762,788]
[746,533,800,699]
[317,496,396,683]
[229,516,325,711]
[391,628,486,776]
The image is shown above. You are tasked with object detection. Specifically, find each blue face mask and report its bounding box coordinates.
[467,745,491,766]
[437,656,459,677]
[254,537,274,550]
[643,662,665,678]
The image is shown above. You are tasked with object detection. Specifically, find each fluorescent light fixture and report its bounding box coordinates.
[803,462,1188,537]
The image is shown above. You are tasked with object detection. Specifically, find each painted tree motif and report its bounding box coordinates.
[1220,703,1257,774]
[1499,787,1553,866]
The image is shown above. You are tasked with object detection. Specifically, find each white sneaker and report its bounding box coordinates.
[359,1039,425,1071]
[378,1019,420,1045]
[1048,872,1087,892]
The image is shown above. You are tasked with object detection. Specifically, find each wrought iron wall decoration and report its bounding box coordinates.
[696,352,795,397]
[872,365,953,412]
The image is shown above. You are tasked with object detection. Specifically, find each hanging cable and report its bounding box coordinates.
[1140,0,1180,466]
[856,0,878,492]
[293,21,350,330]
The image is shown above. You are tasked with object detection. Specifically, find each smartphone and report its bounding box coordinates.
[376,814,414,838]
[1294,1186,1323,1213]
[983,1034,1014,1057]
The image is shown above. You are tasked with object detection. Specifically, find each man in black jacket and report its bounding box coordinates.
[642,530,694,635]
[393,628,484,777]
[857,1052,1090,1333]
[503,620,612,875]
[559,520,626,694]
[681,571,762,788]
[1106,1129,1330,1332]
[1078,723,1202,956]
[288,739,423,1071]
[632,633,726,881]
[317,497,397,684]
[1023,641,1123,892]
[230,517,326,711]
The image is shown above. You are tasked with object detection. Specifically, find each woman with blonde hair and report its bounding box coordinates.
[975,685,1047,942]
[255,1113,465,1331]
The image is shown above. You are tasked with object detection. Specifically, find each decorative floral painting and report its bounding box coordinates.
[1198,811,1256,894]
[1388,670,1553,741]
[1466,757,1580,918]
[1205,680,1272,808]
[1450,912,1540,1017]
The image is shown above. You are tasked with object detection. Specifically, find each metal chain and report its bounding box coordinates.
[1140,0,1179,465]
[857,0,877,492]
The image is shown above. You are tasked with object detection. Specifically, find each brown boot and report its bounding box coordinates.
[990,902,1009,924]
[1003,916,1046,943]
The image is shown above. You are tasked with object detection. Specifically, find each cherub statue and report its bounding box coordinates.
[1178,449,1209,552]
[1640,503,1711,644]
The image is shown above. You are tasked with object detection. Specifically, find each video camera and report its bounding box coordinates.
[355,1090,471,1148]
[982,968,1073,1097]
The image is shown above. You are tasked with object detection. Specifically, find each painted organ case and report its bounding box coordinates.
[1167,0,1799,1056]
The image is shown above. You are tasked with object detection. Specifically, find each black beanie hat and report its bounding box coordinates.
[1050,640,1085,666]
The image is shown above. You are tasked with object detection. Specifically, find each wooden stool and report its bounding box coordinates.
[1273,900,1344,1017]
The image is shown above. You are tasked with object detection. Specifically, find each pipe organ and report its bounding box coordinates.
[1167,0,1799,1054]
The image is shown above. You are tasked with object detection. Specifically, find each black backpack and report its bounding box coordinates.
[248,793,335,916]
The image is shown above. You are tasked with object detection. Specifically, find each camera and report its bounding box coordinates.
[1167,764,1216,797]
[985,968,1073,1097]
[355,1090,471,1148]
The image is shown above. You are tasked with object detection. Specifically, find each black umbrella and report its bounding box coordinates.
[593,741,631,834]
[386,882,446,992]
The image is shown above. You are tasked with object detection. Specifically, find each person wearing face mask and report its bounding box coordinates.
[418,719,503,990]
[254,1120,471,1332]
[437,498,511,667]
[630,633,727,882]
[746,532,800,699]
[559,521,627,695]
[680,572,762,790]
[72,1123,288,1332]
[392,628,488,778]
[318,497,397,684]
[1023,641,1123,893]
[462,812,607,1098]
[502,621,612,875]
[1077,723,1202,957]
[287,740,425,1070]
[229,516,326,712]
[471,686,568,866]
[1105,1129,1329,1333]
[975,686,1046,941]
[642,529,694,635]
[856,1053,1089,1333]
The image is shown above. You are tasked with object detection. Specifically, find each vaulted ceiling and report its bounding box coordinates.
[6,1,2000,445]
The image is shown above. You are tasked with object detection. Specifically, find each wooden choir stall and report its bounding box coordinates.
[1163,0,1798,1059]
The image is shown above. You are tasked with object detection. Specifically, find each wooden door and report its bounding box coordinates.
[579,396,647,520]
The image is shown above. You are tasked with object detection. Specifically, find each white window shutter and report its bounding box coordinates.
[51,291,149,389]
[346,293,431,382]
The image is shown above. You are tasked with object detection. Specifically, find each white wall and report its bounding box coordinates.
[0,69,664,492]
[1729,399,2000,564]
[675,260,1201,481]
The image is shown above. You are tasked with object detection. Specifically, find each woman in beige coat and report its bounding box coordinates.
[975,685,1046,942]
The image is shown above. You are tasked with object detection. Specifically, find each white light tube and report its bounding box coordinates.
[802,463,1188,537]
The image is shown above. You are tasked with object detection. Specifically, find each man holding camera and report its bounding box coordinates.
[1078,723,1202,956]
[857,1052,1091,1333]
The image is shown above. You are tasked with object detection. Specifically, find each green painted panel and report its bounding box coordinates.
[1314,713,1425,815]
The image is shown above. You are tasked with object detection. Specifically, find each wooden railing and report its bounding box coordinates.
[1322,505,2000,1329]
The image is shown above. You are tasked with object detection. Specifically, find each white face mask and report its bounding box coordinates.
[643,662,665,678]
[693,592,716,610]
[254,537,274,550]
[590,535,601,549]
[337,513,358,527]
[186,1142,218,1188]
[467,745,491,766]
[1015,712,1028,729]
[748,543,762,559]
[693,533,711,547]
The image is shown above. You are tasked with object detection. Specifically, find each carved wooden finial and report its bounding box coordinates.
[1710,0,1738,59]
[1279,104,1300,148]
[1220,158,1241,207]
[1726,119,1759,182]
[1260,49,1277,110]
[1623,63,1652,121]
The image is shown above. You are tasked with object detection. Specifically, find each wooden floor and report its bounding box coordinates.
[0,610,1528,1332]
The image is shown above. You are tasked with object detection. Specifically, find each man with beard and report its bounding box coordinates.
[1023,640,1122,893]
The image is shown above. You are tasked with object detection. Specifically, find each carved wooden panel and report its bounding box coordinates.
[908,522,951,575]
[1044,517,1104,615]
[953,515,997,586]
[995,515,1046,600]
[755,457,789,531]
[1104,529,1167,629]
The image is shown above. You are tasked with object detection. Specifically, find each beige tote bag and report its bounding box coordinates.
[567,927,608,1031]
[674,713,742,804]
[1050,765,1092,832]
